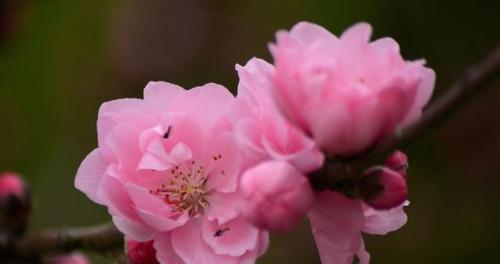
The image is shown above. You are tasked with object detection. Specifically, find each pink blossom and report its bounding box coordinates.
[359,166,408,210]
[270,22,435,155]
[75,82,268,264]
[46,253,89,264]
[239,160,315,232]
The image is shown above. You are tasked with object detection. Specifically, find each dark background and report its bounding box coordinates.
[0,0,499,263]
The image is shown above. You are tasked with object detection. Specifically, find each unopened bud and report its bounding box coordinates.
[385,150,408,178]
[240,161,314,232]
[127,239,158,264]
[0,172,31,237]
[359,166,407,210]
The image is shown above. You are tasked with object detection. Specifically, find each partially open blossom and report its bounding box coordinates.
[127,239,159,264]
[385,150,408,178]
[232,57,324,172]
[75,82,268,264]
[240,161,314,232]
[270,22,435,155]
[0,171,31,237]
[359,166,408,210]
[46,253,89,264]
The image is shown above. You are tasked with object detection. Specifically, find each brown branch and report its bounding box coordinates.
[311,44,500,191]
[3,222,123,261]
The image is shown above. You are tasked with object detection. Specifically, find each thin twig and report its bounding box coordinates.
[10,222,123,260]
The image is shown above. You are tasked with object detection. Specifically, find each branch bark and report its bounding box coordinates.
[3,222,123,261]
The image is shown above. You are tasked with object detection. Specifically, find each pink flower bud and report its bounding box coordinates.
[240,161,314,232]
[359,166,407,210]
[127,239,158,264]
[0,171,31,237]
[46,253,90,264]
[385,150,408,178]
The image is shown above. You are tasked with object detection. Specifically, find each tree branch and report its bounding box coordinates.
[311,44,500,191]
[3,222,123,261]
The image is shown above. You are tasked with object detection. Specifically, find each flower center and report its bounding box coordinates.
[150,154,224,217]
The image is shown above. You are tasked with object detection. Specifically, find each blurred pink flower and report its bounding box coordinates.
[75,82,268,264]
[46,253,89,264]
[239,160,315,232]
[0,171,25,198]
[270,22,435,155]
[0,171,31,237]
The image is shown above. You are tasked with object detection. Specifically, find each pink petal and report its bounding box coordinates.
[290,21,339,46]
[152,233,184,264]
[143,81,185,113]
[307,191,365,264]
[125,184,189,232]
[113,215,154,242]
[205,192,239,225]
[363,201,409,235]
[204,132,240,193]
[238,231,269,264]
[167,83,235,132]
[75,149,108,204]
[171,220,240,264]
[201,217,259,257]
[340,22,372,46]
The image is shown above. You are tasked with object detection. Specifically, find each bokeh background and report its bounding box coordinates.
[1,0,499,263]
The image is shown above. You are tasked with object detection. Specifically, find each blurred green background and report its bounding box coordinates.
[1,0,499,263]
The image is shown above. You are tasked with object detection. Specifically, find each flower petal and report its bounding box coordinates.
[308,191,365,264]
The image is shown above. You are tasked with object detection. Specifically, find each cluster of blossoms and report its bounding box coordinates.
[76,22,434,264]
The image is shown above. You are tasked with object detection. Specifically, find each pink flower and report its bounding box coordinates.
[239,160,315,232]
[270,22,435,155]
[46,253,89,264]
[75,82,268,264]
[127,239,159,264]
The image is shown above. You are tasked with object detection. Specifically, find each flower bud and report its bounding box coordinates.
[127,239,158,264]
[0,172,31,237]
[240,161,314,232]
[359,166,407,210]
[385,150,408,178]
